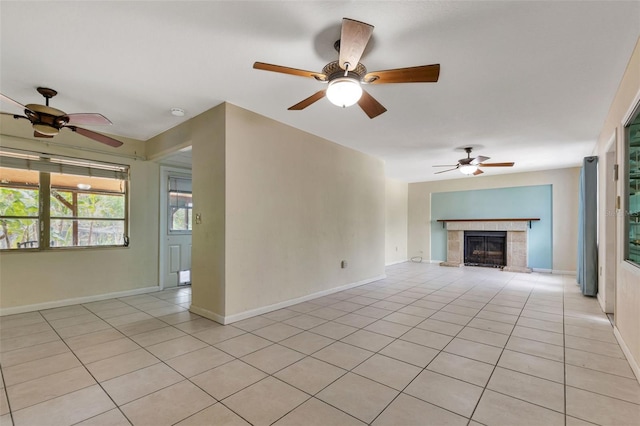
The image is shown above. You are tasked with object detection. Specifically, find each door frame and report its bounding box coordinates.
[599,131,617,314]
[159,165,192,290]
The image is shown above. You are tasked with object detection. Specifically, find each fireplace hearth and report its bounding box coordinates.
[464,231,506,268]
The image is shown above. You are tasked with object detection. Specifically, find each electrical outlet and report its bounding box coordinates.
[195,213,202,224]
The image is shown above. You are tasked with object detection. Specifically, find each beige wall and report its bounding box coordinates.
[594,37,640,376]
[223,104,386,317]
[0,125,159,311]
[408,168,580,273]
[189,104,227,320]
[385,178,408,265]
[146,117,194,161]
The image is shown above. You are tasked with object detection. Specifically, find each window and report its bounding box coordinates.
[0,149,129,250]
[168,176,192,233]
[0,168,39,249]
[625,105,640,266]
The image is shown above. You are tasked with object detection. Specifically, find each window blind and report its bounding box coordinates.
[0,150,129,181]
[168,176,192,193]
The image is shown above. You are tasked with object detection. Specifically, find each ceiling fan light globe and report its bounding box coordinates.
[326,77,362,107]
[33,123,59,136]
[459,164,478,175]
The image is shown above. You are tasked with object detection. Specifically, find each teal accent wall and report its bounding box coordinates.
[431,185,553,269]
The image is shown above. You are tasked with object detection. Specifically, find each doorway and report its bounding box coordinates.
[160,166,192,289]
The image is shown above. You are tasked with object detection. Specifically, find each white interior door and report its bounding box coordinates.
[160,167,192,288]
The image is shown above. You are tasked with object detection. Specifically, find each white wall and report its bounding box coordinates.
[594,37,640,379]
[223,104,386,318]
[0,122,159,313]
[189,104,227,321]
[408,168,580,273]
[385,178,408,265]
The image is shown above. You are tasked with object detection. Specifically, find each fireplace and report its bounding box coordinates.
[438,218,538,273]
[464,231,506,268]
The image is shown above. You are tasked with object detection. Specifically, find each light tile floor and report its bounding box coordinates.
[1,263,639,425]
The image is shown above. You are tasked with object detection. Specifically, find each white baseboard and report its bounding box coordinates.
[385,259,408,266]
[0,286,161,316]
[189,305,225,325]
[429,259,444,264]
[597,292,607,313]
[219,274,386,325]
[614,326,640,384]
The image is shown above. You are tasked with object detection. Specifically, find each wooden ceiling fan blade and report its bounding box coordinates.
[67,126,123,147]
[363,64,440,84]
[471,155,490,165]
[435,167,458,174]
[479,162,515,167]
[1,93,31,112]
[357,90,387,119]
[473,169,484,176]
[339,18,374,71]
[288,90,326,110]
[253,62,327,81]
[65,113,112,126]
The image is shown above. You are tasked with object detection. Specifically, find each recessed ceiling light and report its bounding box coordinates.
[170,108,185,117]
[77,183,91,190]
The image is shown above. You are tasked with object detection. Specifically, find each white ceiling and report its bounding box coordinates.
[1,1,639,182]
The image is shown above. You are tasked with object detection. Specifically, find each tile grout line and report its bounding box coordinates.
[563,281,568,426]
[0,311,35,426]
[79,291,247,426]
[366,270,520,424]
[465,272,539,422]
[3,290,193,424]
[29,311,135,426]
[257,271,477,423]
[97,298,253,424]
[2,267,636,425]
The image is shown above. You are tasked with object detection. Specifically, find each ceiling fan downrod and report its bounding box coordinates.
[37,87,57,107]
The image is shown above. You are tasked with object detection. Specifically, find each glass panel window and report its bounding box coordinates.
[50,173,126,247]
[0,149,129,251]
[626,107,640,266]
[168,176,192,233]
[50,219,125,247]
[0,167,40,249]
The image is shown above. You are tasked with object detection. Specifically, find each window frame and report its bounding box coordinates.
[624,101,640,268]
[167,175,192,235]
[0,172,40,250]
[0,149,130,251]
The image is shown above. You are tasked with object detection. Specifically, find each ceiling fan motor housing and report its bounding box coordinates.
[24,104,68,135]
[322,61,367,81]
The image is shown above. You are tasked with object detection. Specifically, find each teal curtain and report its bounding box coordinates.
[577,156,598,296]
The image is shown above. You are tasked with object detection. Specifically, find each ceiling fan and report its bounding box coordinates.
[253,18,440,119]
[0,87,123,147]
[434,147,515,176]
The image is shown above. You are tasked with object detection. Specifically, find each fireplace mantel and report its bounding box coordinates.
[439,219,535,273]
[437,218,540,229]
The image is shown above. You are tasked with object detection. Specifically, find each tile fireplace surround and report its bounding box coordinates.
[438,219,537,273]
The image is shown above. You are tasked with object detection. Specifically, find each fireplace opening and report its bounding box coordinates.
[464,231,507,268]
